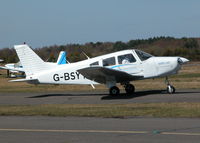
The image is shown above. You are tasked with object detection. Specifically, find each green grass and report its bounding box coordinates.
[171,73,200,78]
[0,103,200,118]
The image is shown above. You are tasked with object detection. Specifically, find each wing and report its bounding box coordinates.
[78,66,143,84]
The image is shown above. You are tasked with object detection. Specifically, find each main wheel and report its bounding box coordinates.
[109,86,120,96]
[125,84,135,94]
[167,85,176,94]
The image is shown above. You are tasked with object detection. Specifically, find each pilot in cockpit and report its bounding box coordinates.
[122,58,130,64]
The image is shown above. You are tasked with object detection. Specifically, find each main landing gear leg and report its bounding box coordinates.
[7,70,10,78]
[165,77,175,94]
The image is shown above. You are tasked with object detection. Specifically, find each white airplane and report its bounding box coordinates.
[0,61,24,73]
[0,50,67,77]
[10,44,189,95]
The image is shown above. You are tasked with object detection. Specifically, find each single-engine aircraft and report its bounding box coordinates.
[10,44,189,95]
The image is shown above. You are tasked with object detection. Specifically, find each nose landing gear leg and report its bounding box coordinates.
[165,77,175,94]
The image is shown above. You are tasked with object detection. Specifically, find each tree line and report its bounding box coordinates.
[0,36,200,63]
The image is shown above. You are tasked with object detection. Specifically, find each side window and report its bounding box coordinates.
[103,57,116,66]
[118,54,136,64]
[90,61,99,66]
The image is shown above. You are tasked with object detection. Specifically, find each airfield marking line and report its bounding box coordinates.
[161,132,200,136]
[1,128,200,136]
[0,128,148,134]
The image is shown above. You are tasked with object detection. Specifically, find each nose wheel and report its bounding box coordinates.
[165,77,176,94]
[167,85,175,94]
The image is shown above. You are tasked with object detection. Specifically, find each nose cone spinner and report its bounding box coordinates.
[178,57,189,64]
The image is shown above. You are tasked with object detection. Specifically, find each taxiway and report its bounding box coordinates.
[0,89,200,143]
[0,116,200,143]
[0,89,199,105]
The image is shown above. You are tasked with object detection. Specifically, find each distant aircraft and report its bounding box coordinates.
[11,44,189,95]
[0,50,67,77]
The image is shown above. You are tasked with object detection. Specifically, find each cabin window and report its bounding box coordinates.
[135,50,153,61]
[90,61,99,66]
[118,54,136,64]
[103,57,116,66]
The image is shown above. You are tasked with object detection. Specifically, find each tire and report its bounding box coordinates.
[109,86,120,96]
[167,85,176,94]
[125,84,135,94]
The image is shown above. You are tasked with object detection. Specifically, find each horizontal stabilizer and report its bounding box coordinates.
[9,78,39,84]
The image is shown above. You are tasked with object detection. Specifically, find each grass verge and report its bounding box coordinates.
[0,103,200,118]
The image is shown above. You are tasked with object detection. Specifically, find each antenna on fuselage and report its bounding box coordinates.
[78,47,90,59]
[82,51,90,59]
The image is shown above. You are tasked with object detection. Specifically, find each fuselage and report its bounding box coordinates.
[28,49,188,85]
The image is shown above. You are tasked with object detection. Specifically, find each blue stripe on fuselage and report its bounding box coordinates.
[110,64,132,69]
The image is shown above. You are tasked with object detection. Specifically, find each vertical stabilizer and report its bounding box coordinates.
[56,51,67,65]
[14,45,48,76]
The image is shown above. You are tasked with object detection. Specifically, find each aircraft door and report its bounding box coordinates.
[142,58,157,78]
[116,53,142,75]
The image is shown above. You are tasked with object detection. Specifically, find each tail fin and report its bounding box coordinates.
[56,51,67,65]
[14,45,49,76]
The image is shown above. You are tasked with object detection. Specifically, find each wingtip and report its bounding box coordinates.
[14,44,29,50]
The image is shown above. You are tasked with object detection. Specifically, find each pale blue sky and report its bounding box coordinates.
[0,0,200,48]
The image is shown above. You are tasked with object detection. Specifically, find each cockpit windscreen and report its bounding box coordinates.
[135,50,153,61]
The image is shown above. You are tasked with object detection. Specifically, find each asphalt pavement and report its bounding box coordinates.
[0,116,200,143]
[0,89,199,105]
[0,89,200,143]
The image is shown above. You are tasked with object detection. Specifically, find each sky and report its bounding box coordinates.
[0,0,200,48]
